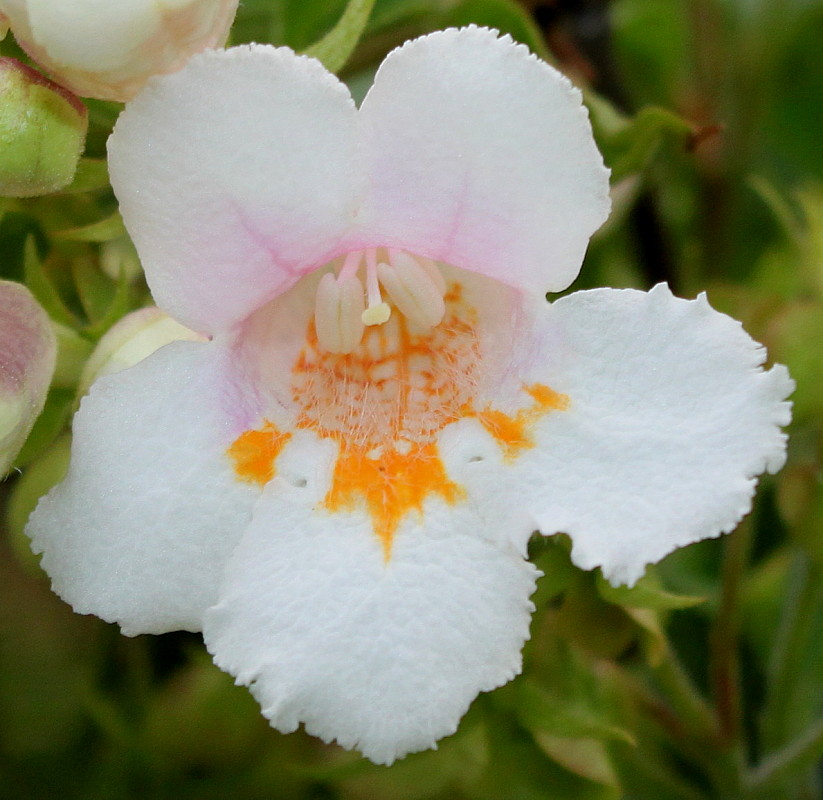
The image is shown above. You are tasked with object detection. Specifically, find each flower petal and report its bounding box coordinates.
[0,280,56,473]
[204,431,538,765]
[108,44,363,333]
[506,285,793,586]
[26,0,161,71]
[357,26,610,293]
[27,340,260,635]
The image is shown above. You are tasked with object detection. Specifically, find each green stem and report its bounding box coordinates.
[303,0,377,74]
[654,641,718,742]
[653,643,742,795]
[710,521,753,745]
[761,553,823,751]
[745,716,823,795]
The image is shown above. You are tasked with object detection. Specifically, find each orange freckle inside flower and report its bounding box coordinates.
[473,384,569,461]
[325,442,465,561]
[228,423,291,485]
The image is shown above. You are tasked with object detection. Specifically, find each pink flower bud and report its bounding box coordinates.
[0,280,57,474]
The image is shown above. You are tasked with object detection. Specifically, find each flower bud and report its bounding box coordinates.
[0,57,87,196]
[0,280,57,474]
[79,307,205,396]
[0,0,239,102]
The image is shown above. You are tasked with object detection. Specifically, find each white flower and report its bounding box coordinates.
[0,0,238,101]
[78,306,204,397]
[27,28,793,764]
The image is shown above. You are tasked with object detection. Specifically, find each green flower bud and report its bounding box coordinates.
[0,57,87,197]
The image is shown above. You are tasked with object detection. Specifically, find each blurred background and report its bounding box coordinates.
[1,0,822,797]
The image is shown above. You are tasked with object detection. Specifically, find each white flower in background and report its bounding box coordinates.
[0,0,239,101]
[27,29,793,764]
[78,306,204,397]
[0,280,56,474]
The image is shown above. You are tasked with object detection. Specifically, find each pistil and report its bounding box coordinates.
[361,248,392,326]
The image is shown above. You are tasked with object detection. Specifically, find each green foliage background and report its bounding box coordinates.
[1,1,822,798]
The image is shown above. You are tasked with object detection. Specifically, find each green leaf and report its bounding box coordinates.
[6,434,71,561]
[592,103,693,183]
[83,263,132,340]
[59,157,110,194]
[770,303,823,423]
[22,236,76,328]
[303,0,377,74]
[51,322,94,389]
[556,576,637,659]
[11,387,74,469]
[533,733,620,789]
[530,536,580,604]
[595,571,706,611]
[56,210,126,243]
[72,256,116,324]
[516,679,636,746]
[443,0,552,61]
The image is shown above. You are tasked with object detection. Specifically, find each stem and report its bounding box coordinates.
[710,521,753,744]
[761,553,823,750]
[745,716,823,795]
[303,0,377,74]
[654,641,744,795]
[654,641,718,742]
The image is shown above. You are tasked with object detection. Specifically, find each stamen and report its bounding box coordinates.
[361,248,391,326]
[314,272,365,354]
[418,256,447,295]
[377,252,446,330]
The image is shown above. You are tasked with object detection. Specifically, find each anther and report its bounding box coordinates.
[314,272,365,354]
[377,252,446,330]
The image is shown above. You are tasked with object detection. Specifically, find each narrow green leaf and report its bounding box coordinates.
[51,322,94,389]
[12,387,74,468]
[56,210,126,243]
[534,733,620,789]
[22,236,77,328]
[60,157,110,194]
[517,679,636,746]
[72,256,115,323]
[84,264,132,340]
[6,435,71,566]
[593,104,694,183]
[444,0,553,62]
[530,537,579,604]
[303,0,377,74]
[596,572,706,611]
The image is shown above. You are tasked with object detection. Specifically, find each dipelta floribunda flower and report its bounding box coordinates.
[27,28,793,764]
[0,0,238,101]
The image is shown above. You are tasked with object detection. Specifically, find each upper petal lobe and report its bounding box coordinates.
[108,44,364,333]
[357,27,610,293]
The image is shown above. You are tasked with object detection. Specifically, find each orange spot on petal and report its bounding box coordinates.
[228,422,291,485]
[325,442,465,560]
[475,383,569,461]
